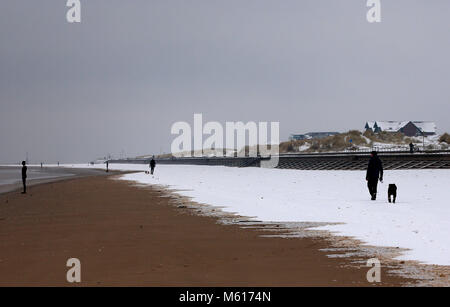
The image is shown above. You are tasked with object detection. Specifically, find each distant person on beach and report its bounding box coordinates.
[106,161,109,173]
[366,151,383,201]
[21,161,27,194]
[150,157,156,175]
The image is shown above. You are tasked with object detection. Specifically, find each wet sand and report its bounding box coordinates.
[0,175,416,286]
[0,166,111,194]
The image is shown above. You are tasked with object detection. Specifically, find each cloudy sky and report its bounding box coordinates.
[1,0,449,163]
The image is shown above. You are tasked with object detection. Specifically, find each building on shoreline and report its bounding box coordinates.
[364,121,436,137]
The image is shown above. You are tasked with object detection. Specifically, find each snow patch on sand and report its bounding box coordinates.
[67,163,450,266]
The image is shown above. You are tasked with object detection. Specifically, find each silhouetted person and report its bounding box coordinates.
[366,151,383,200]
[409,142,414,154]
[40,162,43,168]
[150,157,156,175]
[21,161,27,194]
[106,161,109,173]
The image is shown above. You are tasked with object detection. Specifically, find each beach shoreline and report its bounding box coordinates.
[0,175,417,286]
[0,166,116,195]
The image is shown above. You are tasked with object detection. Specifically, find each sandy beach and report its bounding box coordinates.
[0,174,415,286]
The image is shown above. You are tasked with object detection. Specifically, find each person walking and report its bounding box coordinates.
[150,156,156,175]
[21,161,27,194]
[366,151,383,200]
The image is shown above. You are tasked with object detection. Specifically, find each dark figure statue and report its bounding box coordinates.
[388,184,397,203]
[366,151,383,200]
[21,161,27,194]
[150,157,156,175]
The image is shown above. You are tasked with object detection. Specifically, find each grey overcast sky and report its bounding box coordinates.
[1,0,449,163]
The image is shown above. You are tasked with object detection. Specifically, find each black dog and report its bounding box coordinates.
[388,184,397,203]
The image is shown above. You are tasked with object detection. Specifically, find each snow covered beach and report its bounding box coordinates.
[73,164,450,266]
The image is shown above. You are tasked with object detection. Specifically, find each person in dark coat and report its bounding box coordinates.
[21,161,27,194]
[150,156,156,175]
[366,151,383,200]
[409,142,414,154]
